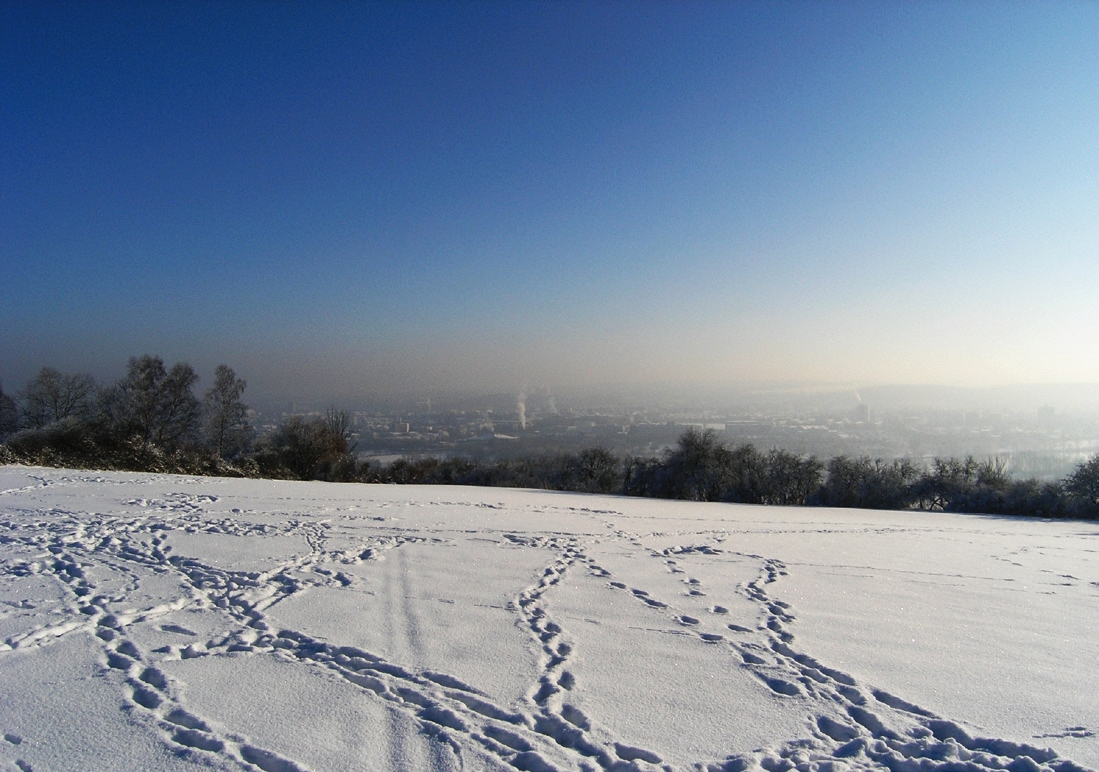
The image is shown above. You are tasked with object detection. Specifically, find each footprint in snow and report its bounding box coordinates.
[561,704,589,729]
[1035,727,1095,739]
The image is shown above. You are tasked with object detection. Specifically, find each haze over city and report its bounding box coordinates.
[4,2,1098,403]
[6,9,1099,766]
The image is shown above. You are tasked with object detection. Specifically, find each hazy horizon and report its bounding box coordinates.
[4,2,1098,402]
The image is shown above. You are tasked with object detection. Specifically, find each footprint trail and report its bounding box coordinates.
[1,468,1095,772]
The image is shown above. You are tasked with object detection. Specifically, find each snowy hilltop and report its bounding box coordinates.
[1,466,1096,772]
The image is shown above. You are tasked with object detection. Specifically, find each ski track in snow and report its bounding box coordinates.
[0,468,1094,772]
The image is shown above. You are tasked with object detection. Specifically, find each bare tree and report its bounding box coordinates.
[763,449,823,506]
[203,365,252,459]
[570,447,621,493]
[658,429,734,501]
[324,407,356,456]
[254,408,356,481]
[113,355,201,450]
[818,455,920,510]
[0,382,18,437]
[19,367,97,429]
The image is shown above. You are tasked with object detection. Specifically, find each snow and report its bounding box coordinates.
[1,466,1096,772]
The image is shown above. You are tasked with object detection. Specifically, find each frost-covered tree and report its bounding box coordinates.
[569,447,621,494]
[762,448,824,506]
[112,355,201,450]
[1064,456,1099,518]
[674,429,737,501]
[203,365,252,459]
[817,456,920,510]
[19,367,97,429]
[254,408,355,481]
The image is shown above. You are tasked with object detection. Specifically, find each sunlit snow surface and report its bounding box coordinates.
[1,467,1096,772]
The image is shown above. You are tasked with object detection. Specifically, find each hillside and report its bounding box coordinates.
[1,466,1096,772]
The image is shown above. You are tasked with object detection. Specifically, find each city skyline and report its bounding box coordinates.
[4,2,1098,402]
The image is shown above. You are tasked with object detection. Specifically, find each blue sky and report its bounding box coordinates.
[3,1,1097,401]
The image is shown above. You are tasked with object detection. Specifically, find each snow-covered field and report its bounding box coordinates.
[1,467,1096,772]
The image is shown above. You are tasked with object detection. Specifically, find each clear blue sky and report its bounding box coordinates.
[3,1,1097,401]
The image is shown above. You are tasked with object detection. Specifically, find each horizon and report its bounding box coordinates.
[4,2,1098,400]
[8,351,1099,414]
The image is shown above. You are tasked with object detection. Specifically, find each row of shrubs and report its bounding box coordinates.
[352,429,1099,519]
[3,361,1098,518]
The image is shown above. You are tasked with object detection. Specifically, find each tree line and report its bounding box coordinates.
[1,357,256,475]
[360,429,1099,519]
[2,361,1097,518]
[0,357,362,481]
